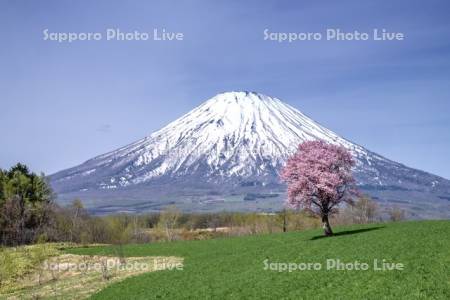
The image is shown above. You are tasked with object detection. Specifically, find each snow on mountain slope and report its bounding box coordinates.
[50,92,450,216]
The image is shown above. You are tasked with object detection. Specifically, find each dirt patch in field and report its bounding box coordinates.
[2,254,183,299]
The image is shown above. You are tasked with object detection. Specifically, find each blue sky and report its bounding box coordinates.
[1,0,449,179]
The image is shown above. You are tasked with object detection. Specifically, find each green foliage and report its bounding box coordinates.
[0,163,54,245]
[2,163,52,204]
[68,221,450,299]
[0,170,5,206]
[105,215,134,245]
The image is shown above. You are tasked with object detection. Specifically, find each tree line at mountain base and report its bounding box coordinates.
[0,163,405,247]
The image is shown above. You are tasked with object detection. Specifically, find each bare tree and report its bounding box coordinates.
[158,206,181,241]
[351,197,380,224]
[69,199,85,242]
[388,206,406,222]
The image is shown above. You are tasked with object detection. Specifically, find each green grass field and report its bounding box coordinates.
[68,221,450,299]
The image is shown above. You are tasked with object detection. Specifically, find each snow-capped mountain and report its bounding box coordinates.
[51,92,450,218]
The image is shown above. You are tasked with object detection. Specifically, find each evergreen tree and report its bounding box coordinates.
[0,163,54,245]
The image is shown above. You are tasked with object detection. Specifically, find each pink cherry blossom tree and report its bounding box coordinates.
[281,140,358,236]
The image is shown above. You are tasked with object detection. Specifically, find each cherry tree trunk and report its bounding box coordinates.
[321,214,333,236]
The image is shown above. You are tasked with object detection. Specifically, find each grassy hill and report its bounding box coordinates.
[67,221,450,299]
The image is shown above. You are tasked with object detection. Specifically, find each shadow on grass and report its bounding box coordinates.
[310,226,385,240]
